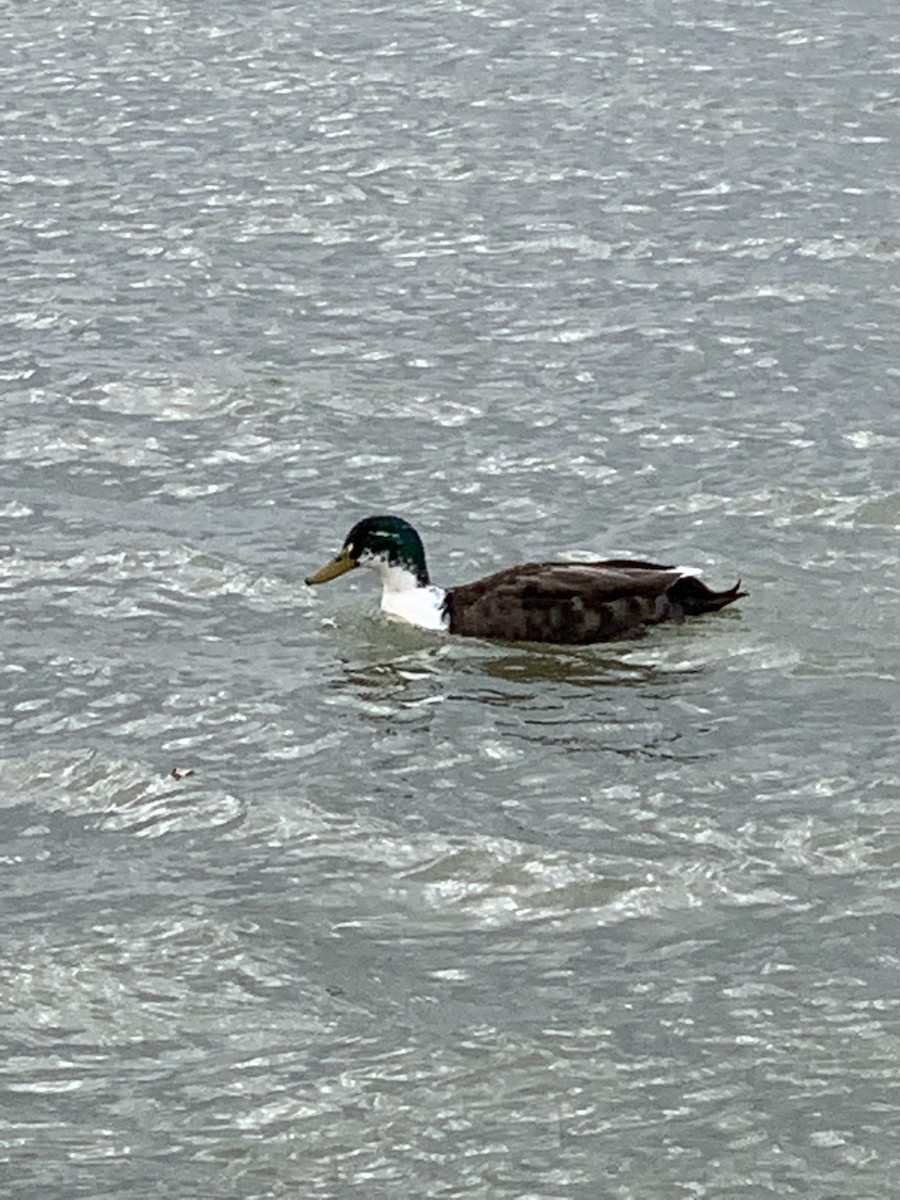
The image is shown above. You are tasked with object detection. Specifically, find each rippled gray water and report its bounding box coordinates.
[2,2,899,1196]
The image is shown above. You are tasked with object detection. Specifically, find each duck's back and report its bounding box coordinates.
[443,560,743,644]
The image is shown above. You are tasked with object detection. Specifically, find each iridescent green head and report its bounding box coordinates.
[305,515,430,587]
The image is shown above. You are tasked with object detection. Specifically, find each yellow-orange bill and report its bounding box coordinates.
[305,546,355,585]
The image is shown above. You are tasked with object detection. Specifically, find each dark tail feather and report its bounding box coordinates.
[668,576,746,616]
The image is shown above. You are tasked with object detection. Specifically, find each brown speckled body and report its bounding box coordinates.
[442,561,744,644]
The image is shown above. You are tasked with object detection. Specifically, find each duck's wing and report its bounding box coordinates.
[443,561,744,644]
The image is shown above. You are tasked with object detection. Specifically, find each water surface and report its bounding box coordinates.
[2,1,899,1196]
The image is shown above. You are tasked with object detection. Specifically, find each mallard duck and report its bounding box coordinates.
[305,515,745,645]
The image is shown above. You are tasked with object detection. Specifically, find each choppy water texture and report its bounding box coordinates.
[2,1,899,1196]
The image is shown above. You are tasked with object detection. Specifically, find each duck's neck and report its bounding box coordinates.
[374,562,448,631]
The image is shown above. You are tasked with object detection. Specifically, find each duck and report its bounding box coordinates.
[305,515,745,645]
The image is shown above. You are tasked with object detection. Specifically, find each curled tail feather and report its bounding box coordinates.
[668,577,746,616]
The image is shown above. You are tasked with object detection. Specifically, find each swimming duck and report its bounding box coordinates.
[305,515,745,645]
